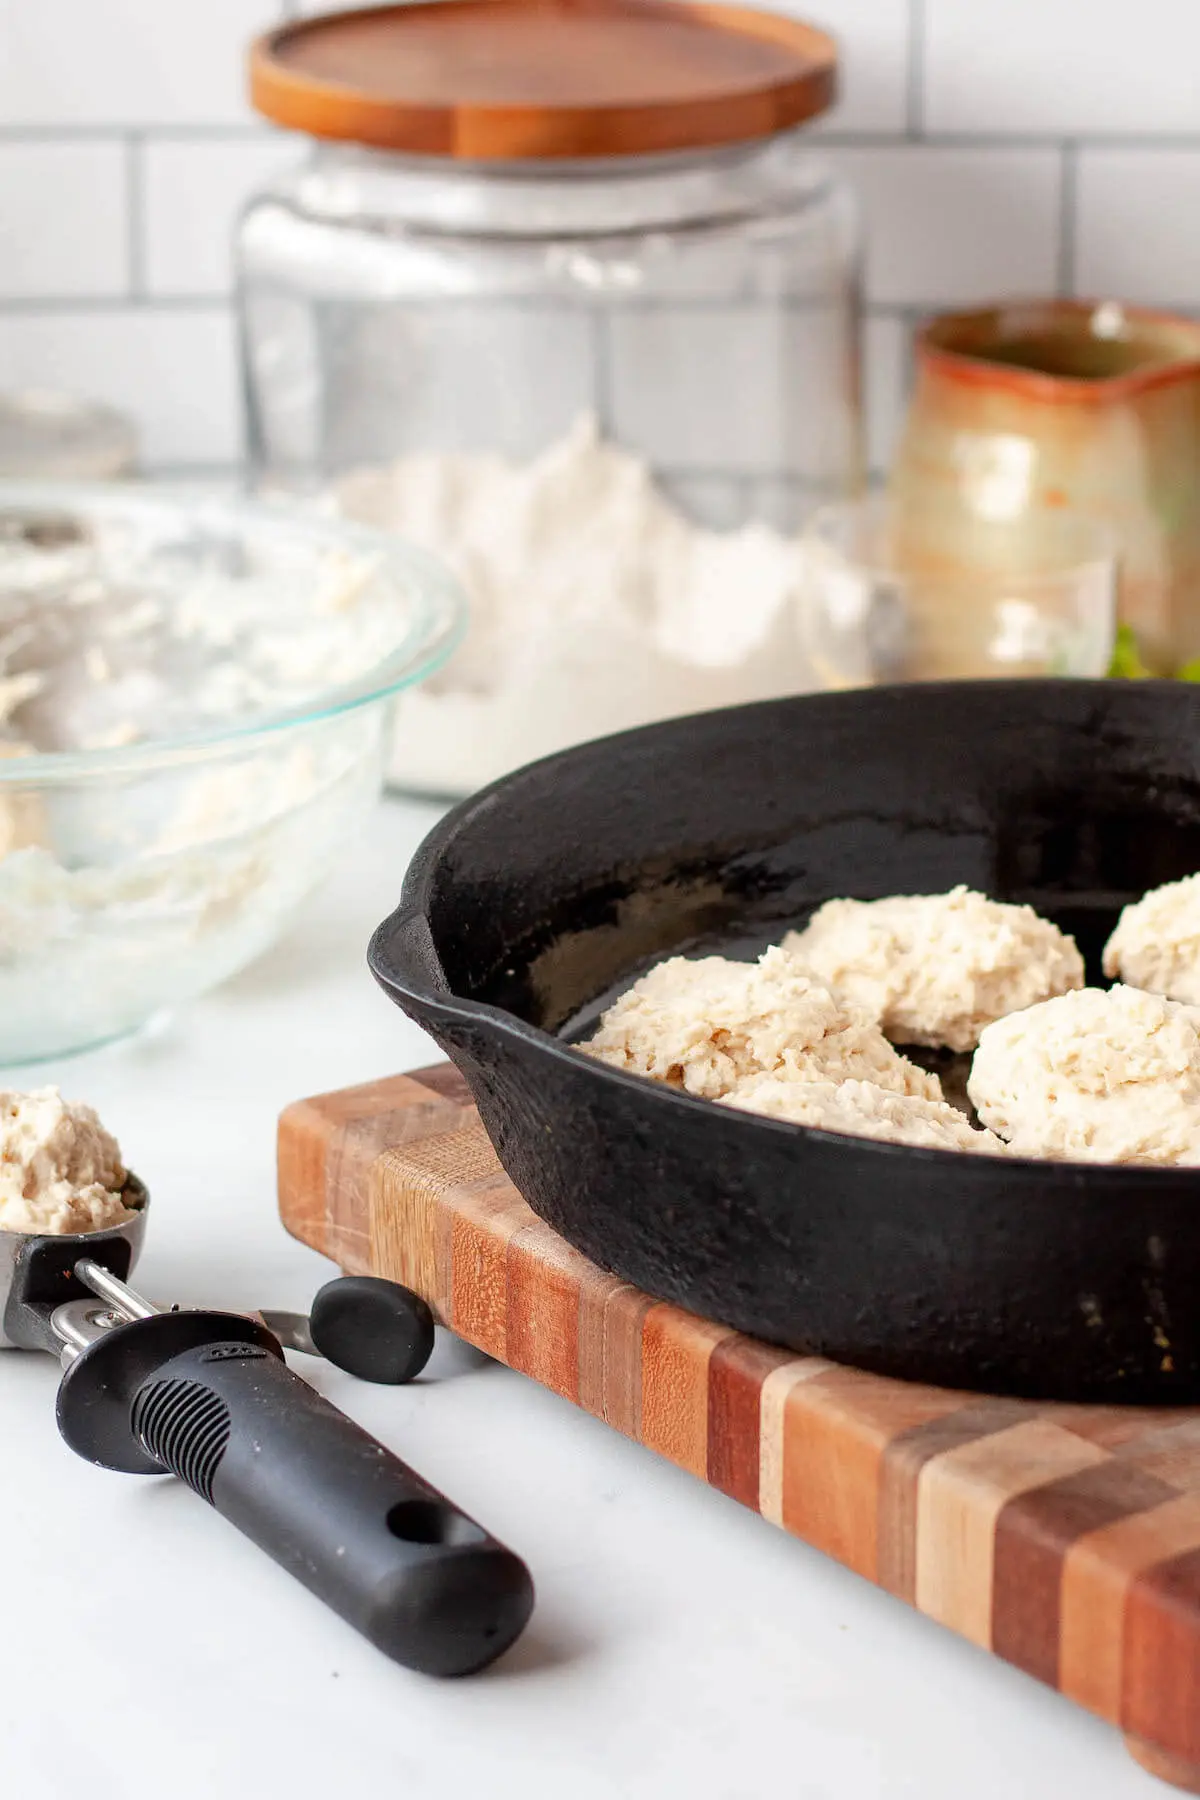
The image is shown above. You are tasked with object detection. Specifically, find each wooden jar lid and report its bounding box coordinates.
[249,0,837,161]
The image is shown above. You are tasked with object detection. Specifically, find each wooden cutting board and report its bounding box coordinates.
[278,1063,1200,1792]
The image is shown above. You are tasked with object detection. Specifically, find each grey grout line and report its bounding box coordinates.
[15,294,1190,322]
[866,302,922,320]
[0,124,285,143]
[3,123,1200,151]
[590,309,613,437]
[819,129,1200,151]
[0,295,983,320]
[131,463,244,482]
[125,134,145,299]
[0,296,232,315]
[907,308,927,389]
[906,0,926,139]
[874,306,925,373]
[0,291,866,316]
[141,459,832,487]
[972,131,1200,151]
[1057,142,1079,297]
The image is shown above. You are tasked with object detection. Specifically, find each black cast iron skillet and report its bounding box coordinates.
[371,679,1200,1404]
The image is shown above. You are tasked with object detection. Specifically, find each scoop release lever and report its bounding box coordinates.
[50,1261,533,1675]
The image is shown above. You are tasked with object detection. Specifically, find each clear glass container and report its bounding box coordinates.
[799,494,1116,689]
[0,392,136,479]
[0,482,462,1061]
[237,132,861,794]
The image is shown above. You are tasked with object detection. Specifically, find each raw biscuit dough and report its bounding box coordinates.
[968,984,1200,1165]
[0,1086,132,1234]
[584,946,941,1101]
[783,885,1085,1052]
[1103,872,1200,1005]
[723,1074,1007,1155]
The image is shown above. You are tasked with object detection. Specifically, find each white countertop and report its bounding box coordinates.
[0,795,1160,1800]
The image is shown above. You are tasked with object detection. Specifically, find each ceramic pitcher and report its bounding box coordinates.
[889,300,1200,674]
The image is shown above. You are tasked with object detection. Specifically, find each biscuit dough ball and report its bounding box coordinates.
[1104,872,1200,1005]
[968,984,1200,1165]
[0,1086,131,1234]
[584,946,941,1102]
[724,1074,1008,1155]
[784,885,1084,1052]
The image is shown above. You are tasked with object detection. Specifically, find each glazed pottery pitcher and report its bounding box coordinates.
[889,300,1200,674]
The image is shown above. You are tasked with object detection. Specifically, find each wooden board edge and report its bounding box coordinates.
[277,1066,1200,1786]
[1127,1734,1200,1794]
[277,1094,334,1259]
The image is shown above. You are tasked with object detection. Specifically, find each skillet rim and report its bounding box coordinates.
[369,678,1200,1191]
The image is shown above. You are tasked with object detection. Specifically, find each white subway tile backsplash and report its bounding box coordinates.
[829,147,1061,306]
[0,0,281,127]
[1076,150,1200,307]
[0,308,240,466]
[0,143,128,299]
[143,137,296,297]
[833,11,912,134]
[865,311,912,475]
[812,0,910,133]
[607,304,857,480]
[723,0,910,133]
[924,0,1200,137]
[2,0,1200,492]
[319,304,597,467]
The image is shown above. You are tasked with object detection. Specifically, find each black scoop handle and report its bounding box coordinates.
[130,1338,534,1675]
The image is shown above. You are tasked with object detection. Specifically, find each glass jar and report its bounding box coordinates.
[0,392,136,479]
[238,1,862,795]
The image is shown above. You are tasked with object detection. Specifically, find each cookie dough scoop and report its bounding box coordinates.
[0,1189,531,1677]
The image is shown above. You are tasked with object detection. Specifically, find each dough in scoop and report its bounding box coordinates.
[584,946,941,1102]
[968,983,1200,1165]
[1103,872,1200,1005]
[724,1074,1007,1155]
[0,1086,131,1234]
[783,885,1084,1052]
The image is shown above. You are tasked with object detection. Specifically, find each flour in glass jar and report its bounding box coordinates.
[329,415,815,795]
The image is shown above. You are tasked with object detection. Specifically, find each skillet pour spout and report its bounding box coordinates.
[370,679,1200,1404]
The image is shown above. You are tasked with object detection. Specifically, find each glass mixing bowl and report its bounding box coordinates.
[0,483,464,1062]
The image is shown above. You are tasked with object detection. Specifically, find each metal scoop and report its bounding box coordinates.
[0,1182,533,1676]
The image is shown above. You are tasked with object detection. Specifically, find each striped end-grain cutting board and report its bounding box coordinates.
[278,1063,1200,1792]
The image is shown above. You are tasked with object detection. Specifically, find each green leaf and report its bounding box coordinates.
[1108,624,1153,679]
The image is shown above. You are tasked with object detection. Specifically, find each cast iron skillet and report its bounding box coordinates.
[370,679,1200,1404]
